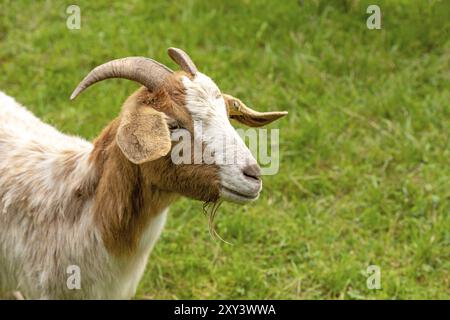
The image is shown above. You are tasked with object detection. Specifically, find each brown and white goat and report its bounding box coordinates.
[0,48,287,299]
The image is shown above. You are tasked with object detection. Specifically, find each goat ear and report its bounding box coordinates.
[223,94,288,127]
[116,107,171,164]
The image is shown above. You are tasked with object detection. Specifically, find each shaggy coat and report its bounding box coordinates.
[0,89,173,299]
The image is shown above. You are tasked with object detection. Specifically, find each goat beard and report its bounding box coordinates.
[202,200,231,244]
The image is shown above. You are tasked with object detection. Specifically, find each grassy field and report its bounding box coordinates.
[0,0,449,299]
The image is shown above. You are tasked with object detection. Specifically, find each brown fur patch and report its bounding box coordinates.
[91,129,177,255]
[90,73,221,256]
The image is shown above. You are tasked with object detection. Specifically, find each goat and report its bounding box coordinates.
[0,48,287,299]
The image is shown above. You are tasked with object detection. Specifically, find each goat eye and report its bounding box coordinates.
[233,101,240,109]
[216,93,222,99]
[168,121,182,130]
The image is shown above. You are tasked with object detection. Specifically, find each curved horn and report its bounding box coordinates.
[70,57,173,100]
[223,94,288,127]
[167,47,198,76]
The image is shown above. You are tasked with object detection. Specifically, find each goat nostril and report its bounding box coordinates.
[243,164,261,181]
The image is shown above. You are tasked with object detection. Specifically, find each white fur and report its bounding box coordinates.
[0,91,167,299]
[182,73,262,202]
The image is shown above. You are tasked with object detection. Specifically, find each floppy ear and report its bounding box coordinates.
[223,94,288,127]
[116,107,171,164]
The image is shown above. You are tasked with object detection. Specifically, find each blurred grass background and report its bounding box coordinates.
[0,0,449,299]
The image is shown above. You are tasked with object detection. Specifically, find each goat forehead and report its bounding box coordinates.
[181,73,228,120]
[194,73,220,94]
[181,73,249,155]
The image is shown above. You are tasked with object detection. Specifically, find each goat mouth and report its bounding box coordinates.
[220,186,260,203]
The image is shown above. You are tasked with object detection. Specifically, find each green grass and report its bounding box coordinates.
[1,0,449,299]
